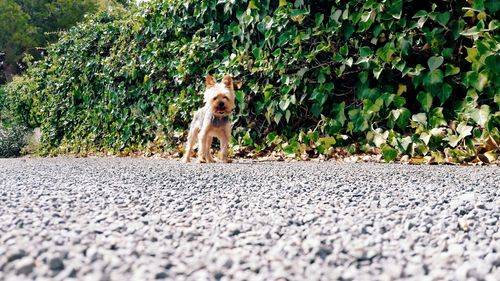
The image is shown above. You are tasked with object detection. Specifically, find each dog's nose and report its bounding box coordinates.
[218,102,225,108]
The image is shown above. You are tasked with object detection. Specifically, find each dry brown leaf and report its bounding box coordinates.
[409,156,429,165]
[478,150,497,163]
[430,151,445,164]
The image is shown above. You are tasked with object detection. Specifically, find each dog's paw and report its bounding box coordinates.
[196,158,206,164]
[181,157,190,163]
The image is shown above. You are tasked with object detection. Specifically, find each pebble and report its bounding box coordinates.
[48,257,65,271]
[15,257,35,275]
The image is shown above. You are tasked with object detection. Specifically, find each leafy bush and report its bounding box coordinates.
[0,122,27,157]
[0,0,128,82]
[2,0,499,162]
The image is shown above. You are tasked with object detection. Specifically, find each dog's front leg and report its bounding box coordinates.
[197,129,208,163]
[219,127,232,163]
[206,137,215,163]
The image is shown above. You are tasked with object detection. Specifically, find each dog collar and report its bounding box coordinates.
[211,115,230,127]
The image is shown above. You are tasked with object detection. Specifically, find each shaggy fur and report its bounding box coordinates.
[182,75,236,163]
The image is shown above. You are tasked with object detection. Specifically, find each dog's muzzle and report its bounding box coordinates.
[216,102,226,113]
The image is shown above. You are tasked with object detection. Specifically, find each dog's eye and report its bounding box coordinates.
[223,97,229,100]
[213,97,217,101]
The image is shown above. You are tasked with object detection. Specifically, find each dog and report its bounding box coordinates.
[182,75,236,163]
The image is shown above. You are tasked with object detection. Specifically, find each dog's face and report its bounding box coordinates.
[204,75,235,117]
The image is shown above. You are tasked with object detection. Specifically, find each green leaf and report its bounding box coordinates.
[485,54,500,74]
[445,122,473,148]
[444,64,460,77]
[473,72,488,92]
[471,0,485,11]
[466,71,489,92]
[416,16,427,28]
[278,33,289,46]
[413,10,427,18]
[424,70,444,88]
[417,92,433,112]
[381,93,395,107]
[359,47,372,57]
[485,0,500,13]
[396,108,411,130]
[274,112,282,124]
[248,0,258,9]
[437,83,452,105]
[393,96,406,107]
[382,145,398,162]
[331,9,342,23]
[445,135,461,148]
[376,42,395,63]
[319,136,336,148]
[252,47,262,59]
[342,23,355,39]
[371,130,386,147]
[399,136,412,151]
[317,72,326,83]
[348,108,369,132]
[412,113,427,126]
[279,99,291,111]
[429,107,447,127]
[420,132,431,145]
[311,103,322,117]
[465,47,478,63]
[436,12,450,26]
[283,144,297,158]
[229,22,241,36]
[359,71,369,83]
[470,105,490,127]
[285,110,291,123]
[373,67,383,80]
[364,98,384,115]
[340,44,348,57]
[427,56,444,71]
[315,13,324,26]
[456,122,473,138]
[289,9,308,17]
[331,102,346,125]
[243,131,253,146]
[389,0,403,19]
[442,48,454,60]
[266,132,279,144]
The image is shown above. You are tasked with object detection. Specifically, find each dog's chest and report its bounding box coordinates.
[192,107,230,130]
[210,116,229,127]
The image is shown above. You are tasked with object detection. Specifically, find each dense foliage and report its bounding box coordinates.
[0,0,125,83]
[0,122,27,157]
[2,0,499,162]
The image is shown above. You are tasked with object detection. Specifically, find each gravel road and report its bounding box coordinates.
[0,157,499,281]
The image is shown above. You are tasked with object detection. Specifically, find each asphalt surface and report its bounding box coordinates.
[0,157,499,281]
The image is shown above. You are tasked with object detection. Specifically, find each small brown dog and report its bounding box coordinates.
[182,75,235,163]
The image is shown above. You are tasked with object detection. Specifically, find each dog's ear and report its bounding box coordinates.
[206,75,216,88]
[222,75,233,90]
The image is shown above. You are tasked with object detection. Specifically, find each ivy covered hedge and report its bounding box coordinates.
[2,0,499,162]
